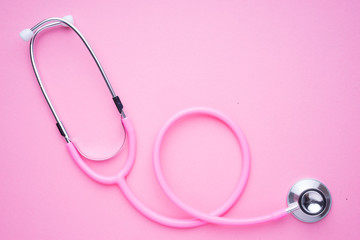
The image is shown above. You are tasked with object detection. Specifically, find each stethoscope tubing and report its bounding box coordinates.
[66,108,289,228]
[153,108,288,225]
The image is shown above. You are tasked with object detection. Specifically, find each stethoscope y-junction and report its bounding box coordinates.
[20,15,332,228]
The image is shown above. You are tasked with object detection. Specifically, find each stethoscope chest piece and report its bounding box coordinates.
[287,179,331,223]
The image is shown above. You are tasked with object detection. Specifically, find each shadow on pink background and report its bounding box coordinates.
[1,1,360,239]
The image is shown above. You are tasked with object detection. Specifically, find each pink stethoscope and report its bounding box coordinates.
[20,15,332,227]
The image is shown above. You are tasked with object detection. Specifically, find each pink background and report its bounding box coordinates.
[1,0,360,239]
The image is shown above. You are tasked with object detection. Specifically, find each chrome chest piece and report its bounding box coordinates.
[287,179,332,223]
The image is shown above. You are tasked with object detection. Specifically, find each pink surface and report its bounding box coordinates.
[1,0,360,239]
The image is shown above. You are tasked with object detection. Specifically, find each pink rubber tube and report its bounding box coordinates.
[66,118,137,184]
[66,108,289,228]
[152,108,288,225]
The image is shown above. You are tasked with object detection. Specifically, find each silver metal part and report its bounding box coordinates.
[287,179,331,223]
[121,110,127,119]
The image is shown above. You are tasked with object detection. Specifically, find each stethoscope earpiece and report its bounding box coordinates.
[19,15,74,41]
[287,179,332,223]
[19,28,34,41]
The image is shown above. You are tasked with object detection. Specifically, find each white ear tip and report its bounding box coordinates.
[61,15,74,26]
[19,29,34,41]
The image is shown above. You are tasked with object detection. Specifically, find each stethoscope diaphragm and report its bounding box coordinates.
[287,179,332,223]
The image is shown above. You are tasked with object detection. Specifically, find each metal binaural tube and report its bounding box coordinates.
[28,17,121,142]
